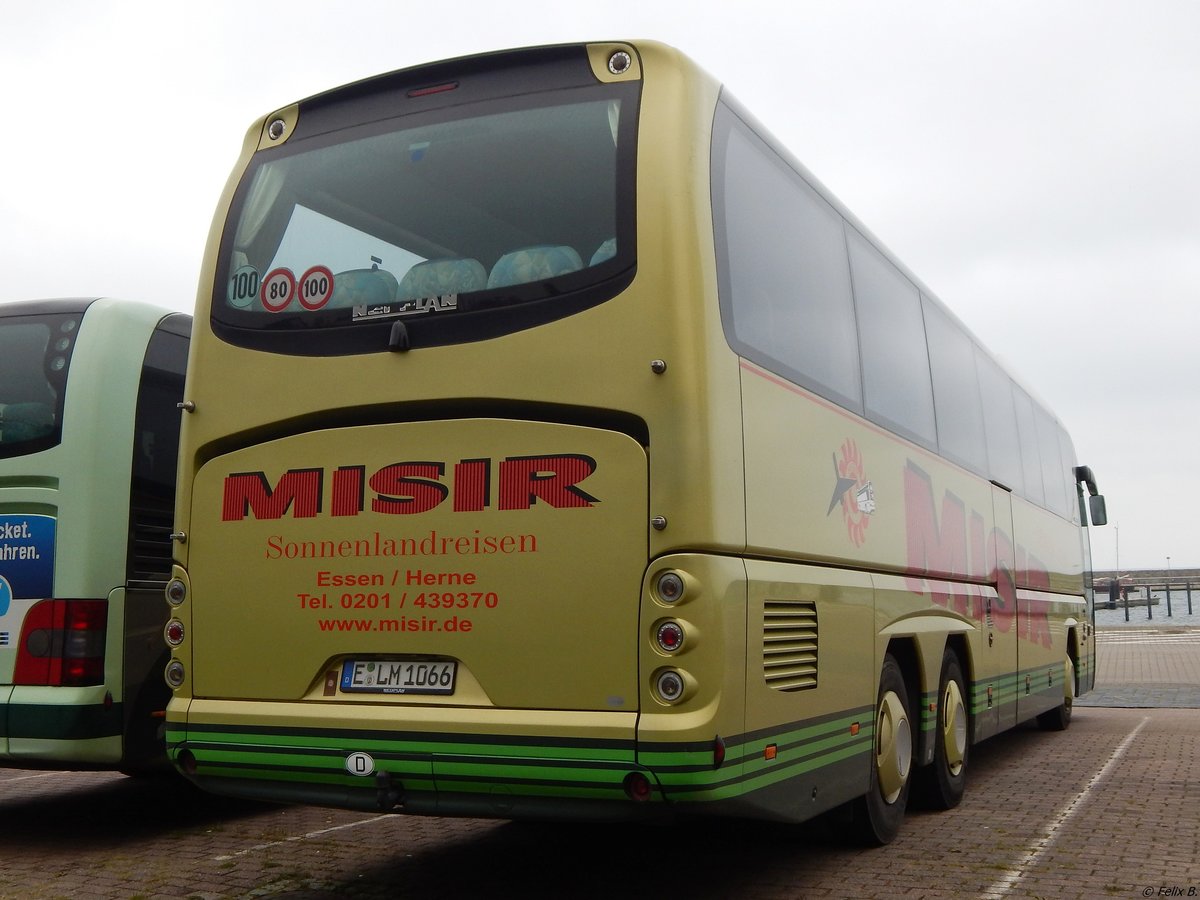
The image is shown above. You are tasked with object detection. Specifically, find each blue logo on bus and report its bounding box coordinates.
[0,514,56,602]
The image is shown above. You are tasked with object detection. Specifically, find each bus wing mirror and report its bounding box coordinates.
[1073,464,1107,526]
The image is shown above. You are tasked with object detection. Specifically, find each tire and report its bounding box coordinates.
[850,654,914,845]
[1037,654,1075,732]
[916,649,969,810]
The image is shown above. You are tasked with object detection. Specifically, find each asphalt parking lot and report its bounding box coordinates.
[2,627,1198,900]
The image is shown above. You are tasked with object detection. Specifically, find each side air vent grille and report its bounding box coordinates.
[763,599,817,691]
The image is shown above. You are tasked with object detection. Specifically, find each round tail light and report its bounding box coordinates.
[655,571,685,604]
[164,659,185,688]
[623,771,652,802]
[166,578,187,606]
[655,669,686,703]
[164,619,185,646]
[656,621,685,652]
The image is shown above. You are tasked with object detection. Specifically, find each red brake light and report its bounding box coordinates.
[407,81,458,98]
[623,772,653,803]
[713,734,726,769]
[13,599,107,686]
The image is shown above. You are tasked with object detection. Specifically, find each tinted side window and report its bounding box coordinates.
[127,322,189,583]
[1012,386,1044,505]
[976,350,1024,494]
[1035,406,1071,519]
[1058,426,1081,524]
[924,298,987,473]
[714,104,862,412]
[847,228,935,448]
[0,313,82,458]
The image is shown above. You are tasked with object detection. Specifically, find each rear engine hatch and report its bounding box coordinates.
[189,419,648,712]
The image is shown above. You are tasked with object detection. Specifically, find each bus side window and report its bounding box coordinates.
[924,297,988,475]
[713,105,862,414]
[847,227,936,449]
[127,321,189,583]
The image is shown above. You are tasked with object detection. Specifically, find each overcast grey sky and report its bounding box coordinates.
[2,1,1196,570]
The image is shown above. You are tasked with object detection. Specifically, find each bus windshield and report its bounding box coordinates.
[214,83,638,353]
[0,312,79,457]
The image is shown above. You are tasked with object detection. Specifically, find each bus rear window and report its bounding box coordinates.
[213,80,638,355]
[0,313,79,457]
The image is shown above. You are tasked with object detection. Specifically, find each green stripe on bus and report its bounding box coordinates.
[2,702,123,741]
[169,705,878,805]
[174,728,635,764]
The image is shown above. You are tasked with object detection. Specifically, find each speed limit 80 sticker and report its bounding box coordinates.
[261,268,297,312]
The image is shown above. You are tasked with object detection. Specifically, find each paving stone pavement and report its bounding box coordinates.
[1,627,1197,899]
[1078,625,1200,708]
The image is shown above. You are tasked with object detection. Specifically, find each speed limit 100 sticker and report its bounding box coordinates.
[298,265,334,310]
[227,265,261,308]
[261,268,297,312]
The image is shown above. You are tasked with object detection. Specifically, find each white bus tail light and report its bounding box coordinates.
[165,659,186,688]
[165,578,187,606]
[12,599,107,687]
[653,667,696,705]
[654,571,686,604]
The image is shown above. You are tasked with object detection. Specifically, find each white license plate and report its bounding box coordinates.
[340,659,457,695]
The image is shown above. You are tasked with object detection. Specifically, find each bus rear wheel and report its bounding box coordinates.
[851,653,913,845]
[917,648,969,809]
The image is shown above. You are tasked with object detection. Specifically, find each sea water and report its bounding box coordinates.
[1094,589,1200,628]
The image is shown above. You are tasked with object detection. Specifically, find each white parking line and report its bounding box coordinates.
[0,772,59,784]
[981,715,1150,898]
[213,815,385,861]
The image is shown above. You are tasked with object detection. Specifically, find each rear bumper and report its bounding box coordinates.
[167,698,659,819]
[1,691,123,765]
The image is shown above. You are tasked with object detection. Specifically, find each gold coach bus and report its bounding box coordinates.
[164,41,1107,843]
